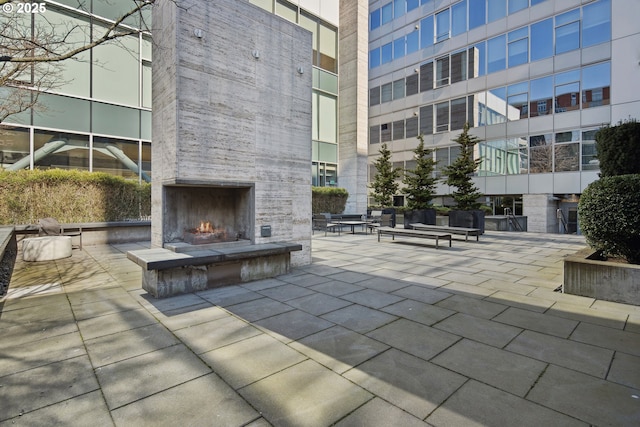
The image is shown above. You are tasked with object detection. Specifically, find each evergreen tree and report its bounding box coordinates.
[403,133,437,210]
[370,143,400,207]
[443,123,483,210]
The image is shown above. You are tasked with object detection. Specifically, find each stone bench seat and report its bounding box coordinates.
[127,242,303,298]
[409,223,482,242]
[377,227,452,249]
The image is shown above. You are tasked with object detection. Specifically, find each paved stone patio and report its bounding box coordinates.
[1,231,639,426]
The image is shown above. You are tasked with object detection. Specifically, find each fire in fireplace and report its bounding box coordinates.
[183,221,237,245]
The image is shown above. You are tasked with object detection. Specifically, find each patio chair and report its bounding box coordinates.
[38,217,83,249]
[368,213,393,233]
[312,214,341,236]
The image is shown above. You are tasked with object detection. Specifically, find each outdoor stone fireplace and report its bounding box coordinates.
[127,0,313,298]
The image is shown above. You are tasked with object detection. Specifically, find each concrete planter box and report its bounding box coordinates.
[448,210,485,233]
[564,249,640,305]
[403,209,436,228]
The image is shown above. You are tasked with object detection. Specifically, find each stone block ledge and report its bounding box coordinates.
[127,242,303,271]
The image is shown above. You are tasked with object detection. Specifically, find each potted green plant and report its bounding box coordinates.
[443,123,485,232]
[370,143,400,227]
[402,133,437,228]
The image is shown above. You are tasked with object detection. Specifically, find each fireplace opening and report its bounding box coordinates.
[163,184,254,247]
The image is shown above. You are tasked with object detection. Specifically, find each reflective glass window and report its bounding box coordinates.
[531,0,546,4]
[529,133,553,173]
[394,0,406,18]
[487,87,507,124]
[33,130,89,172]
[394,38,406,59]
[507,137,528,174]
[0,126,30,170]
[381,42,393,64]
[406,74,419,96]
[370,47,381,68]
[469,0,486,29]
[487,0,506,22]
[581,129,598,170]
[393,79,405,100]
[370,86,381,106]
[276,0,297,23]
[33,93,90,133]
[451,50,468,83]
[300,13,319,67]
[420,61,434,92]
[142,62,152,109]
[407,0,420,12]
[93,29,139,106]
[554,143,580,172]
[405,116,419,138]
[507,82,529,120]
[487,35,506,73]
[436,102,450,132]
[436,56,450,86]
[370,8,381,30]
[436,9,450,43]
[555,130,580,144]
[529,76,552,117]
[451,97,467,131]
[393,119,405,140]
[407,31,420,54]
[141,111,151,141]
[555,10,580,54]
[582,62,610,108]
[319,23,337,73]
[420,105,433,134]
[470,42,486,77]
[381,123,392,142]
[92,102,140,139]
[382,3,393,25]
[508,0,527,14]
[370,126,381,144]
[93,0,146,27]
[530,18,553,61]
[468,92,487,127]
[93,136,141,179]
[480,140,507,175]
[508,27,528,67]
[583,0,611,47]
[381,83,393,103]
[141,142,151,180]
[452,0,467,36]
[420,15,434,48]
[554,70,580,113]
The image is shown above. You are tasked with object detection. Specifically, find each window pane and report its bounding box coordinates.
[470,42,486,77]
[407,31,420,54]
[407,0,420,12]
[420,61,434,92]
[487,87,507,124]
[480,140,506,175]
[554,70,580,113]
[508,0,527,14]
[141,110,151,141]
[468,92,487,127]
[142,63,152,109]
[436,9,450,42]
[530,18,553,61]
[381,123,392,142]
[469,0,486,29]
[451,50,468,83]
[582,130,598,170]
[555,130,579,143]
[487,35,506,73]
[451,97,467,131]
[507,137,528,174]
[93,30,139,106]
[370,8,381,30]
[370,48,381,68]
[420,105,433,135]
[370,86,381,106]
[382,2,393,24]
[583,0,610,47]
[318,69,338,94]
[554,143,579,172]
[300,13,318,65]
[382,43,393,64]
[487,0,506,22]
[508,38,528,67]
[436,56,450,86]
[529,134,552,173]
[393,119,405,140]
[34,93,90,133]
[436,102,450,132]
[318,94,336,142]
[319,23,337,72]
[507,82,528,119]
[452,0,467,36]
[529,76,552,117]
[406,74,419,96]
[0,126,30,170]
[276,0,297,23]
[370,126,381,144]
[420,15,434,48]
[141,142,151,179]
[381,83,393,103]
[406,116,419,138]
[93,136,141,179]
[393,79,405,100]
[394,0,406,18]
[555,10,580,54]
[33,130,89,172]
[582,62,610,108]
[92,102,140,139]
[394,38,405,59]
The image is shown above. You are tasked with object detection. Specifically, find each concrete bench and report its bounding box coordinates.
[409,223,481,242]
[377,227,452,249]
[23,236,72,261]
[127,242,302,298]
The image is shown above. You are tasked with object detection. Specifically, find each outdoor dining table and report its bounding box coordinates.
[336,220,368,234]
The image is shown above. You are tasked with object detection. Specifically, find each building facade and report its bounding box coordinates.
[368,0,640,232]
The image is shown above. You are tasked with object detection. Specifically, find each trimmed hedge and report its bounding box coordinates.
[578,174,640,264]
[595,119,640,177]
[0,169,151,224]
[312,186,348,214]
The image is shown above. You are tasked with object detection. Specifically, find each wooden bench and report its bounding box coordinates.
[377,227,452,249]
[409,223,481,242]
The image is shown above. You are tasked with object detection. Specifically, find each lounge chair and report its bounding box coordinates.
[38,217,83,249]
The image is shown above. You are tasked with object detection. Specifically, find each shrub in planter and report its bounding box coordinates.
[312,186,348,214]
[595,119,640,177]
[578,174,640,264]
[403,134,437,228]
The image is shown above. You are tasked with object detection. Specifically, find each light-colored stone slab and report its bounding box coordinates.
[254,309,334,343]
[321,304,397,333]
[285,292,352,315]
[343,349,466,420]
[493,306,579,338]
[382,299,455,326]
[334,397,429,427]
[173,316,262,355]
[570,322,640,356]
[339,288,405,308]
[435,293,508,319]
[433,312,522,348]
[76,308,157,340]
[607,352,640,389]
[391,285,451,304]
[239,359,372,427]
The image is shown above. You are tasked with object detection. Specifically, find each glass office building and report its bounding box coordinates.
[368,0,639,232]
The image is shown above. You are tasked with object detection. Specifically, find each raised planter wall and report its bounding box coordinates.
[14,221,151,246]
[564,250,640,306]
